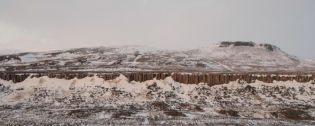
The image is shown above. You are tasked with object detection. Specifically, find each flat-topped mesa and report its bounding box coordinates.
[218,41,279,51]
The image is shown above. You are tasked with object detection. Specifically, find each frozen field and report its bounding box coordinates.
[0,74,315,125]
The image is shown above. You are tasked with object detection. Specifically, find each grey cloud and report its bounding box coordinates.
[0,0,314,58]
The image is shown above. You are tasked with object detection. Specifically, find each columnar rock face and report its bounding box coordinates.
[0,73,30,83]
[0,72,314,86]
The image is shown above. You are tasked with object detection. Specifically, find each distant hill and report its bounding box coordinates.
[0,49,23,55]
[0,42,314,72]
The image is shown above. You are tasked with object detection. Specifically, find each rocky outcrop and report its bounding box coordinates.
[219,41,255,47]
[0,72,314,86]
[259,44,276,51]
[0,73,29,83]
[218,41,278,51]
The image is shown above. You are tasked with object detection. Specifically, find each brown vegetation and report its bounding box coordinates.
[112,111,133,118]
[151,102,170,110]
[164,110,186,117]
[218,110,239,117]
[271,108,315,120]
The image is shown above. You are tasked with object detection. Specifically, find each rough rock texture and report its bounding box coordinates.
[259,44,276,51]
[1,72,314,85]
[218,41,277,51]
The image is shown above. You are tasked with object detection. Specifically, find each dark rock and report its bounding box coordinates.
[219,41,255,47]
[259,44,277,51]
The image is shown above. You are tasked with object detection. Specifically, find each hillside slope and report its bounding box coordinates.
[0,41,314,72]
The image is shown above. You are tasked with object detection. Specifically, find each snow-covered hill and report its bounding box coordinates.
[0,41,314,72]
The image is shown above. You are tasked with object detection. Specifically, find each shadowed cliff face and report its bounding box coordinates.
[218,41,277,51]
[0,72,314,84]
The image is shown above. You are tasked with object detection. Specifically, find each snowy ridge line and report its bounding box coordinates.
[0,72,314,85]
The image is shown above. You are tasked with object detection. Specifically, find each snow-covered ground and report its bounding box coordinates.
[0,74,315,125]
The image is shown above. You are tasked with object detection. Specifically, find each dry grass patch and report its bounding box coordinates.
[151,102,170,110]
[195,105,204,112]
[271,108,315,120]
[218,110,239,117]
[164,110,186,117]
[14,94,23,100]
[112,111,134,118]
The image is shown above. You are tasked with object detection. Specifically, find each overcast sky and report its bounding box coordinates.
[0,0,314,58]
